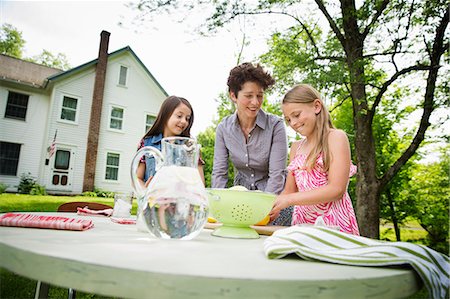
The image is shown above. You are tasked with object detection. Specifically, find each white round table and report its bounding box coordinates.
[0,213,421,299]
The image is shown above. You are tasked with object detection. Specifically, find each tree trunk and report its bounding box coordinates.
[340,0,381,239]
[386,188,401,241]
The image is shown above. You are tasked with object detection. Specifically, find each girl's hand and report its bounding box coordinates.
[269,194,290,222]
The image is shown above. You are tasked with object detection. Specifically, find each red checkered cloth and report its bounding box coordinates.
[0,213,94,231]
[77,206,113,217]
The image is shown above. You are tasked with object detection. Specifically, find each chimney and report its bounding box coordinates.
[83,30,110,192]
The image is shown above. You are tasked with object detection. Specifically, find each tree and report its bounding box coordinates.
[406,148,449,253]
[0,23,25,58]
[129,0,448,238]
[28,49,71,70]
[0,23,71,70]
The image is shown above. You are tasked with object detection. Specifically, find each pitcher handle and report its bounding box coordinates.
[130,146,164,199]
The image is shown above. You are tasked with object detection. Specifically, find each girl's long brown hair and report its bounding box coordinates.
[143,96,194,139]
[282,84,335,172]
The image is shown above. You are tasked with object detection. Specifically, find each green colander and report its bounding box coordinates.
[206,188,276,239]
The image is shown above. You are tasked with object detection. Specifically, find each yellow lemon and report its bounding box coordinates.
[207,217,218,223]
[254,215,270,226]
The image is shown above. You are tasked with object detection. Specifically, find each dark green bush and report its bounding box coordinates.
[17,173,36,194]
[0,183,7,194]
[30,184,47,195]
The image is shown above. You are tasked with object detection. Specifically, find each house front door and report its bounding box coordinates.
[49,146,75,192]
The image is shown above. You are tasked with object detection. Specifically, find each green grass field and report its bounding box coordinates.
[0,193,429,299]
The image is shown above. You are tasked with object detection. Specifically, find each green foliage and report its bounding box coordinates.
[214,92,235,125]
[197,125,235,188]
[197,126,216,187]
[0,23,24,58]
[405,151,450,254]
[0,183,7,194]
[17,173,37,194]
[16,173,47,196]
[27,49,71,70]
[82,188,115,198]
[29,184,47,196]
[82,191,98,197]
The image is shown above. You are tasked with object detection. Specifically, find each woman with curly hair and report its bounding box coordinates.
[211,62,291,225]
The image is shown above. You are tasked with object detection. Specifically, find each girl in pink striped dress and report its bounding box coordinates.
[269,84,359,235]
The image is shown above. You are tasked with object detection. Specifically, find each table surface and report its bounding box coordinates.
[0,212,421,299]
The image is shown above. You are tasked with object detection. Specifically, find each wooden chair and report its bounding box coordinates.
[35,202,112,299]
[57,201,112,212]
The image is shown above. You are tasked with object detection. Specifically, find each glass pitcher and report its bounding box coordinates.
[130,136,208,240]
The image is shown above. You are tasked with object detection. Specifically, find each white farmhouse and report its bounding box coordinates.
[0,31,168,194]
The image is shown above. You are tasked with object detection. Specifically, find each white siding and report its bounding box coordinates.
[95,53,166,193]
[44,70,96,194]
[0,85,49,191]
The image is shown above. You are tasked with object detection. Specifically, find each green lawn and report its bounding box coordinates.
[0,193,429,299]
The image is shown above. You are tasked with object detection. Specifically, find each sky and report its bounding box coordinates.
[0,0,271,135]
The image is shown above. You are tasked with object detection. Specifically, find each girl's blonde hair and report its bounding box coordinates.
[282,84,334,172]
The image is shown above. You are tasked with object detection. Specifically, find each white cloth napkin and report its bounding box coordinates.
[264,226,449,299]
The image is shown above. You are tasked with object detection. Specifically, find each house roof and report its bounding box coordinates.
[0,54,63,88]
[0,47,168,96]
[48,46,168,96]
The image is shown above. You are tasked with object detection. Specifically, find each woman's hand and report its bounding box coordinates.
[269,194,291,222]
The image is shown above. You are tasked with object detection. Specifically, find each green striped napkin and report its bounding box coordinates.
[264,226,449,299]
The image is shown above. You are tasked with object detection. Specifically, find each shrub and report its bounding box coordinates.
[0,183,7,194]
[17,173,36,194]
[82,187,115,198]
[82,191,97,197]
[30,184,47,195]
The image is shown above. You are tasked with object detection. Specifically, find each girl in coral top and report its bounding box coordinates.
[269,84,359,235]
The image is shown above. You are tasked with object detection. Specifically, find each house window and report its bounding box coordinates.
[60,96,78,122]
[118,66,128,86]
[110,107,124,130]
[145,114,156,132]
[0,142,21,176]
[5,91,29,120]
[105,152,120,180]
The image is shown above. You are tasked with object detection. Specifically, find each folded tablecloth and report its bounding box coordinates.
[264,226,449,299]
[77,206,113,217]
[0,213,94,231]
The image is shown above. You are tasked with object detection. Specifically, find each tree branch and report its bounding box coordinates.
[361,0,390,39]
[379,8,449,190]
[228,10,322,58]
[368,64,431,121]
[330,95,351,113]
[314,0,346,46]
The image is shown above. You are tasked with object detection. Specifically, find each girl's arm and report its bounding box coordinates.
[137,162,152,189]
[270,130,351,215]
[211,123,229,188]
[197,164,205,186]
[265,120,288,194]
[270,142,299,220]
